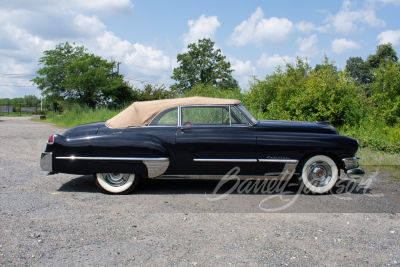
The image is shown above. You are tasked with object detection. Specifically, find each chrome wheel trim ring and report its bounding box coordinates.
[102,173,130,187]
[307,161,332,187]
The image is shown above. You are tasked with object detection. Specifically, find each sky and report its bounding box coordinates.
[1,0,400,99]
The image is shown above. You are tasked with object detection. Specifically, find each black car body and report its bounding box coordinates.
[40,97,364,194]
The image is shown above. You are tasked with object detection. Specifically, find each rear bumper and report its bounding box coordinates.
[40,152,52,172]
[343,157,365,179]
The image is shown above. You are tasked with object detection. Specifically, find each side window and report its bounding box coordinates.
[181,106,230,126]
[149,107,178,126]
[231,107,249,125]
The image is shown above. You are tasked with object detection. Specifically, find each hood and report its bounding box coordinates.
[255,120,338,135]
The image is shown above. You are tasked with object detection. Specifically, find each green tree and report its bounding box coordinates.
[24,95,40,107]
[248,57,364,126]
[345,57,372,86]
[63,53,133,108]
[32,42,133,109]
[132,84,173,101]
[345,44,398,90]
[171,38,238,93]
[370,60,400,125]
[367,43,398,69]
[32,42,85,110]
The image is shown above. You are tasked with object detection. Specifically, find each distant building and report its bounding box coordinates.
[0,106,13,112]
[21,107,36,112]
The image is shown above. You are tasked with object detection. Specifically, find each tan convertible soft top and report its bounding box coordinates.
[106,96,241,128]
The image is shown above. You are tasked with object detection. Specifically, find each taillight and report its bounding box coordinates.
[48,135,54,144]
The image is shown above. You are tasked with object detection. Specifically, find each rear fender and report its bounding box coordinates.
[52,133,170,177]
[87,161,148,177]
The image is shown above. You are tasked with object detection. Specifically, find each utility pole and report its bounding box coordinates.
[117,62,121,75]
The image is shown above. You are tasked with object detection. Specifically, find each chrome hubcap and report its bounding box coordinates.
[307,161,332,187]
[102,173,130,187]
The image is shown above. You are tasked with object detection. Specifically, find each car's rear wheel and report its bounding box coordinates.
[95,173,139,194]
[299,155,339,194]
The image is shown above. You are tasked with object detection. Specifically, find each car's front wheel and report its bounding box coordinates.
[95,173,139,194]
[299,155,339,194]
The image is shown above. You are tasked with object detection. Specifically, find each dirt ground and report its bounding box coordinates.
[1,117,399,266]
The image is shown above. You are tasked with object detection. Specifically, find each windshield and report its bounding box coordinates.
[236,104,259,125]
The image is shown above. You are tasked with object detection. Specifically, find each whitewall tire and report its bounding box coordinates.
[299,155,339,194]
[95,173,139,194]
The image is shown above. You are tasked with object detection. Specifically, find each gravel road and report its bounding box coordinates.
[1,117,400,266]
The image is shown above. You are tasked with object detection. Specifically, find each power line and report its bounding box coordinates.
[0,84,36,87]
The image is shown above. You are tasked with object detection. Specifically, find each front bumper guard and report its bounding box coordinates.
[343,157,365,179]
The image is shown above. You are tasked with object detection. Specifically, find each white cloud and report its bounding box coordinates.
[295,21,330,34]
[0,24,56,97]
[1,0,134,15]
[229,57,256,75]
[296,34,319,58]
[226,56,257,89]
[86,31,174,83]
[257,53,295,70]
[332,38,362,54]
[377,30,400,46]
[74,14,106,37]
[181,15,221,48]
[125,44,172,74]
[228,7,293,46]
[70,0,134,14]
[368,0,400,6]
[327,0,385,34]
[0,0,173,97]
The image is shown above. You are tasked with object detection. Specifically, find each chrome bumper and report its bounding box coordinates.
[343,157,365,179]
[40,152,53,172]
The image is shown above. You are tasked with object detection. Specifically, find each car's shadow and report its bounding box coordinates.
[58,175,372,195]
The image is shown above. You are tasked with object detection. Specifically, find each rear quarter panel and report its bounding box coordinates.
[52,128,172,175]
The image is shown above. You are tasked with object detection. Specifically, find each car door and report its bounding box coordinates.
[174,105,259,176]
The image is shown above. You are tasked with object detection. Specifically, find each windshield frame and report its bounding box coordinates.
[235,104,259,125]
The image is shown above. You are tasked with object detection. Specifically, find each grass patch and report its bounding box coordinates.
[357,147,400,166]
[338,121,400,154]
[45,105,121,128]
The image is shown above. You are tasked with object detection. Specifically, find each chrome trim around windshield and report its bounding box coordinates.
[178,106,182,126]
[231,106,251,125]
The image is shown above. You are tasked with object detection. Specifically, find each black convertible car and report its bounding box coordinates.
[40,96,364,194]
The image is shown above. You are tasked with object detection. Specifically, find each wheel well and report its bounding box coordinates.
[297,153,343,173]
[87,161,148,177]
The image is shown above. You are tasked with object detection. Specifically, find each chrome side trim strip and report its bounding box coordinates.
[194,159,258,162]
[55,156,170,178]
[157,175,270,180]
[156,172,298,181]
[159,159,299,181]
[56,156,169,161]
[258,159,299,163]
